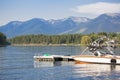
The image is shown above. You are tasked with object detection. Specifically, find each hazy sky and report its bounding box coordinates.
[0,0,120,25]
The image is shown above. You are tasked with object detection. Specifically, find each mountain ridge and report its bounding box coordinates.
[0,13,120,38]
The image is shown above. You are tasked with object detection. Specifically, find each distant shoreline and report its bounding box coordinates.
[10,43,120,47]
[11,44,83,46]
[0,45,6,47]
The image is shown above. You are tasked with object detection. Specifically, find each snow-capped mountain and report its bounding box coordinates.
[0,13,120,38]
[67,16,90,23]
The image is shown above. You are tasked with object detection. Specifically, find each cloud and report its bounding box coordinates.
[71,2,120,16]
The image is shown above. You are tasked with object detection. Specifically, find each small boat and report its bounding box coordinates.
[74,37,120,65]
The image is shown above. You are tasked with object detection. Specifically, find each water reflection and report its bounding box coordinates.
[0,46,120,80]
[110,64,116,71]
[34,61,74,68]
[73,64,120,78]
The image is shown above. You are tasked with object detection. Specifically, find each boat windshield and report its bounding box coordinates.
[99,50,106,55]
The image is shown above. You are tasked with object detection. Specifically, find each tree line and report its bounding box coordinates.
[8,34,82,45]
[8,32,120,45]
[0,32,7,46]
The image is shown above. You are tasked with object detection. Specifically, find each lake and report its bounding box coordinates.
[0,46,120,80]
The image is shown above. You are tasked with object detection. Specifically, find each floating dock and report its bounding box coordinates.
[34,55,75,61]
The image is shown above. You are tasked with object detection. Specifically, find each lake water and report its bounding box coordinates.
[0,46,120,80]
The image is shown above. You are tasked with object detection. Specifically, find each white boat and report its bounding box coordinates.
[74,37,120,65]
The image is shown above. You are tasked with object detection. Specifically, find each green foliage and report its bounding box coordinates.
[89,33,99,42]
[8,34,82,45]
[8,32,120,45]
[81,35,92,45]
[98,32,108,36]
[116,33,120,44]
[0,32,7,45]
[108,32,117,39]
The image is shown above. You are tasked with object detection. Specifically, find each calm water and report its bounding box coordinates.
[0,46,120,80]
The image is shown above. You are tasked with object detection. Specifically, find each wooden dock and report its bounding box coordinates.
[34,55,75,61]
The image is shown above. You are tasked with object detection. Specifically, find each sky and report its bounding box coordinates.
[0,0,120,25]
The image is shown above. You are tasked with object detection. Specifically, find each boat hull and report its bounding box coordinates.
[74,55,120,65]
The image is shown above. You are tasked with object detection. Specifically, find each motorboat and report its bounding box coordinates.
[74,37,120,65]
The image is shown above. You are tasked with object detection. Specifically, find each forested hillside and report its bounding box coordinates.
[8,32,120,45]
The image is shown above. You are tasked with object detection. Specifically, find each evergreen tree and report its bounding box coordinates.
[0,32,7,46]
[8,32,120,45]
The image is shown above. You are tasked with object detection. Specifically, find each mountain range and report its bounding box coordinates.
[0,13,120,38]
